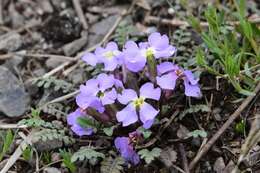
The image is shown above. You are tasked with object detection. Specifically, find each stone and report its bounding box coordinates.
[87,15,119,47]
[45,58,64,69]
[213,157,225,173]
[43,167,61,173]
[62,36,88,56]
[0,66,30,117]
[42,13,81,43]
[0,32,22,52]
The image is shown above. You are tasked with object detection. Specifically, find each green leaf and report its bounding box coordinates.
[22,146,33,161]
[137,127,152,139]
[0,130,14,161]
[235,120,246,134]
[71,147,105,165]
[236,0,246,18]
[138,148,161,164]
[188,130,207,138]
[187,15,202,33]
[31,108,40,118]
[60,149,76,173]
[103,126,116,136]
[77,117,99,132]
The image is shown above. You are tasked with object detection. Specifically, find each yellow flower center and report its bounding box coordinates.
[97,91,104,98]
[146,48,154,58]
[103,51,114,59]
[133,97,145,109]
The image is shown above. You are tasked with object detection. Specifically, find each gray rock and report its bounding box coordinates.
[38,0,54,14]
[0,66,30,117]
[62,36,88,56]
[43,167,61,173]
[214,157,225,173]
[45,58,64,69]
[0,32,22,52]
[87,15,119,47]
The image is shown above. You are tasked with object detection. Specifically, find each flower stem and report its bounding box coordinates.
[147,55,157,83]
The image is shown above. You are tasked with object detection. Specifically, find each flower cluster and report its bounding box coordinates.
[67,32,201,164]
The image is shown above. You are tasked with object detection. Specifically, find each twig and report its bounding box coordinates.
[72,0,88,30]
[45,90,79,105]
[145,15,260,27]
[136,110,179,149]
[0,124,28,129]
[34,160,62,173]
[62,61,81,76]
[0,0,3,25]
[179,143,190,173]
[189,82,260,170]
[0,52,75,61]
[172,164,186,173]
[0,131,34,173]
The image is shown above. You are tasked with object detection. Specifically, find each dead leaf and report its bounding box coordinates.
[177,124,190,139]
[159,147,177,168]
[136,0,151,10]
[213,157,225,173]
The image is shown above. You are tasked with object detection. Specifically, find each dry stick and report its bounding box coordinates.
[34,160,62,173]
[0,0,3,25]
[189,82,260,170]
[145,15,260,27]
[72,0,88,30]
[136,110,179,149]
[46,90,79,105]
[0,124,28,129]
[179,143,190,173]
[0,52,75,61]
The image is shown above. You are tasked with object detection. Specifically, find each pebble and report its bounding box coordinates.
[0,66,30,117]
[0,32,22,52]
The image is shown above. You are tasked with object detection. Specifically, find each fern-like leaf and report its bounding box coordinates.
[33,77,73,93]
[42,102,70,118]
[32,129,74,145]
[71,147,105,165]
[101,156,125,173]
[138,148,161,164]
[179,104,211,120]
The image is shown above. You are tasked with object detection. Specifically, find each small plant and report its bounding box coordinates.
[18,108,57,129]
[33,76,73,93]
[114,20,138,47]
[67,32,202,166]
[193,1,260,95]
[22,146,33,162]
[32,129,74,145]
[60,149,76,173]
[138,148,162,164]
[71,147,105,165]
[0,130,14,161]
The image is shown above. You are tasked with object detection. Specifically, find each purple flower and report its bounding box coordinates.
[76,73,122,113]
[156,62,201,97]
[82,42,122,71]
[122,32,176,72]
[67,108,93,136]
[116,82,161,129]
[114,137,140,165]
